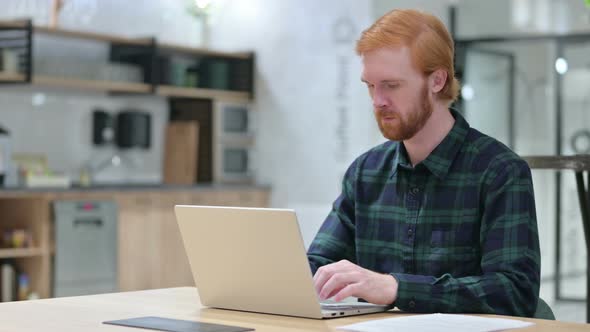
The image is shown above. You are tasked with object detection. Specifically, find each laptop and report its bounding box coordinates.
[174,205,390,319]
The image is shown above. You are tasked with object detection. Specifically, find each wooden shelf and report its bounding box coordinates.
[0,20,254,100]
[0,248,45,259]
[156,85,251,102]
[158,42,251,60]
[0,73,152,94]
[33,76,152,94]
[0,72,26,82]
[35,26,151,46]
[0,20,28,29]
[0,74,252,99]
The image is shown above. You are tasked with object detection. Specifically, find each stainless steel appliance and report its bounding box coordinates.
[53,200,118,297]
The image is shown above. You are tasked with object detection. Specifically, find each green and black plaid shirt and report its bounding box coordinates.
[307,109,540,317]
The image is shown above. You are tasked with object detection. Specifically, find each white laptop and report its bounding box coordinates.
[174,205,390,319]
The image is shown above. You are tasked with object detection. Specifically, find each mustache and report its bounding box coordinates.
[375,109,399,118]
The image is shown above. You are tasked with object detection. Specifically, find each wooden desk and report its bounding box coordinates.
[0,287,587,331]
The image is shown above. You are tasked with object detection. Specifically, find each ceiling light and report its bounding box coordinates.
[555,57,568,75]
[194,0,212,10]
[461,85,475,101]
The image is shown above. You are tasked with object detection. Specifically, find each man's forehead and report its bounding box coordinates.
[360,46,411,62]
[360,47,417,81]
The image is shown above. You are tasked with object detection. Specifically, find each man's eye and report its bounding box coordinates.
[386,84,398,89]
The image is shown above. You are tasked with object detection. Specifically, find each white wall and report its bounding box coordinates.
[205,0,375,248]
[0,87,167,184]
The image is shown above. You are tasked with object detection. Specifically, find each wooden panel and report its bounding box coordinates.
[0,248,43,259]
[117,189,270,291]
[0,21,28,28]
[33,76,151,94]
[169,99,214,183]
[163,122,199,185]
[157,192,194,287]
[35,26,151,46]
[0,72,25,82]
[190,191,224,206]
[244,190,271,207]
[117,193,162,291]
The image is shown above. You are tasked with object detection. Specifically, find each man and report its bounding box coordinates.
[307,9,540,317]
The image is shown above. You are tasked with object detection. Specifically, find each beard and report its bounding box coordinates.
[374,84,433,141]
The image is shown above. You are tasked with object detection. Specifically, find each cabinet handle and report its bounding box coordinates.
[73,218,103,227]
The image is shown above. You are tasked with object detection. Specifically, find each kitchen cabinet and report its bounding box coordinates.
[0,186,270,300]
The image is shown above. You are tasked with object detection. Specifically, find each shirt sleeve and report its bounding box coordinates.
[392,157,541,317]
[307,159,359,275]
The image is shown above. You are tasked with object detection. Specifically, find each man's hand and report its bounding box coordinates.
[313,259,398,305]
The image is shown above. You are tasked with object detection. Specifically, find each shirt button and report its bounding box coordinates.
[408,228,413,238]
[409,300,416,308]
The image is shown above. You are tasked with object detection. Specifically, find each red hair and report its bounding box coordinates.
[356,9,460,103]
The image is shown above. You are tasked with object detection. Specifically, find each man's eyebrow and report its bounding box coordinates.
[360,78,404,84]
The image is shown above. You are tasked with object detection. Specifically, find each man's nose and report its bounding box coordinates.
[372,90,388,109]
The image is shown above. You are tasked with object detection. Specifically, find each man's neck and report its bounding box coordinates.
[403,104,455,167]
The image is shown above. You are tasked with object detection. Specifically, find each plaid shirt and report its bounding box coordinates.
[307,109,540,317]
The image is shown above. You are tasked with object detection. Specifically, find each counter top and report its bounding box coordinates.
[0,183,271,199]
[0,183,270,193]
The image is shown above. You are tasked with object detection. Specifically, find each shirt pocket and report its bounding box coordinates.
[428,230,480,277]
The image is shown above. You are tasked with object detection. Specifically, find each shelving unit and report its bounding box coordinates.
[0,19,254,101]
[0,248,44,259]
[0,197,51,300]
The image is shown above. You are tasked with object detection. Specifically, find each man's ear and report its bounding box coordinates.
[429,69,447,93]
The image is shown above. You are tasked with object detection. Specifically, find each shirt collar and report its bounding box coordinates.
[392,108,469,180]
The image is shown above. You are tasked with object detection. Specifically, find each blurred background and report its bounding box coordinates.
[0,0,588,323]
